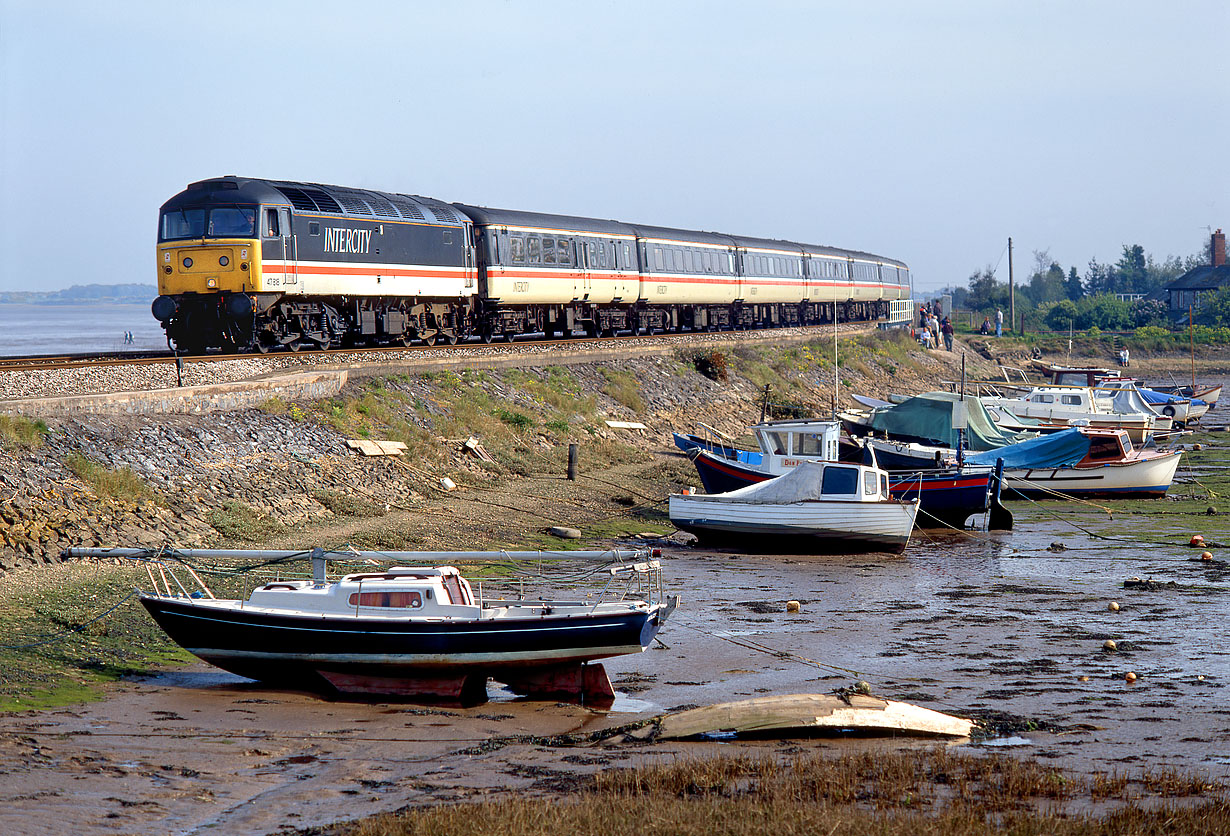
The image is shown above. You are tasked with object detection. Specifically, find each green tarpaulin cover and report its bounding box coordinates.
[867,392,1033,451]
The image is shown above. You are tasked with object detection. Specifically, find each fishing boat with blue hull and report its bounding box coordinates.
[688,448,1000,530]
[66,546,677,706]
[676,416,1007,530]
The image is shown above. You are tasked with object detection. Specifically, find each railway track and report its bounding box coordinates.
[0,323,881,376]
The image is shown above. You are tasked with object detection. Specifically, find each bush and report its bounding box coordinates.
[494,408,534,430]
[692,351,729,382]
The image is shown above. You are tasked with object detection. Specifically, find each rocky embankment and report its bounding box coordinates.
[0,349,789,572]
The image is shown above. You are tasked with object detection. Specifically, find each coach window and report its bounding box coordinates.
[510,236,525,263]
[556,239,572,266]
[654,247,664,271]
[527,236,541,263]
[542,238,556,264]
[672,249,684,272]
[264,209,280,238]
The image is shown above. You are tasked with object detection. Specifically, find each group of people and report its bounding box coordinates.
[916,301,954,351]
[122,331,135,345]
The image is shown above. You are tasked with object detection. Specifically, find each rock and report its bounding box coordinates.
[548,526,582,540]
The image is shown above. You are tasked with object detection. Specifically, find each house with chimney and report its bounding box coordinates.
[1159,229,1229,320]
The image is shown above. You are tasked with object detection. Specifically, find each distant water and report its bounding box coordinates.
[0,303,167,356]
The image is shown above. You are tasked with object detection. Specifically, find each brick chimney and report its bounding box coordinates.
[1215,228,1226,267]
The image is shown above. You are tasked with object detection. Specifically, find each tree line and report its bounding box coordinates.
[942,241,1218,331]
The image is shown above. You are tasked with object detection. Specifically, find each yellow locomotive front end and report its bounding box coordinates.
[157,239,258,297]
[152,181,275,352]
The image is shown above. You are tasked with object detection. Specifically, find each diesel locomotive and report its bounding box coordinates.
[152,176,912,353]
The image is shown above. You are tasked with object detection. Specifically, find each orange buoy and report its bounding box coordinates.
[1190,535,1205,547]
[1202,552,1214,561]
[1103,639,1117,651]
[1108,601,1120,612]
[1125,671,1138,683]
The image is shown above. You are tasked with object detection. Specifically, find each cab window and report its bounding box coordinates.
[265,209,280,238]
[160,208,206,240]
[864,471,878,496]
[207,206,257,237]
[821,466,859,496]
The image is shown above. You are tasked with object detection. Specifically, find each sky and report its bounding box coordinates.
[1,0,1226,295]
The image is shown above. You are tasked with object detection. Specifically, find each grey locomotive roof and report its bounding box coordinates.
[165,176,467,226]
[453,204,636,237]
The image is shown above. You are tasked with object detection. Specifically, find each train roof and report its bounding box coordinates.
[163,176,468,227]
[627,223,738,248]
[453,205,636,237]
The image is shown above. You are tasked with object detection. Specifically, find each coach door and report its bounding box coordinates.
[279,208,298,290]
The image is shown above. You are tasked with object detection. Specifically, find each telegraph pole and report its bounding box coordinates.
[1008,237,1015,334]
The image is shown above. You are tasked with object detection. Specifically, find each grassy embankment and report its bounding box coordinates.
[339,748,1229,836]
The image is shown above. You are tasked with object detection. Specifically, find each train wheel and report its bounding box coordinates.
[288,340,302,353]
[255,339,271,355]
[422,333,438,347]
[481,331,496,344]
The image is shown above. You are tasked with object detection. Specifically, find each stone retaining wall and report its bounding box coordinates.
[0,370,348,417]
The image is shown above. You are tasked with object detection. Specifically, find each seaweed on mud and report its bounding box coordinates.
[966,709,1066,740]
[991,584,1069,597]
[986,658,1062,675]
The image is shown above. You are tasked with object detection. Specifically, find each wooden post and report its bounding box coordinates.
[567,443,578,481]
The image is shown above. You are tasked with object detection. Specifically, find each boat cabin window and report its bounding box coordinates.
[796,432,827,457]
[880,474,889,498]
[1086,436,1123,460]
[863,471,878,497]
[1034,393,1054,404]
[821,466,859,496]
[348,590,423,608]
[1061,394,1082,405]
[764,431,790,455]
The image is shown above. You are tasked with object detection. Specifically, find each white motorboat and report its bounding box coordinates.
[980,385,1170,444]
[669,460,918,553]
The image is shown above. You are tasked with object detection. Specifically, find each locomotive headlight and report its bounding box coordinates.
[207,278,217,288]
[219,255,230,267]
[163,266,172,274]
[240,262,249,271]
[183,257,193,268]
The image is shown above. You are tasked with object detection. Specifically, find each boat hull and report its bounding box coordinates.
[668,494,917,554]
[139,595,662,691]
[998,450,1182,499]
[689,449,991,529]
